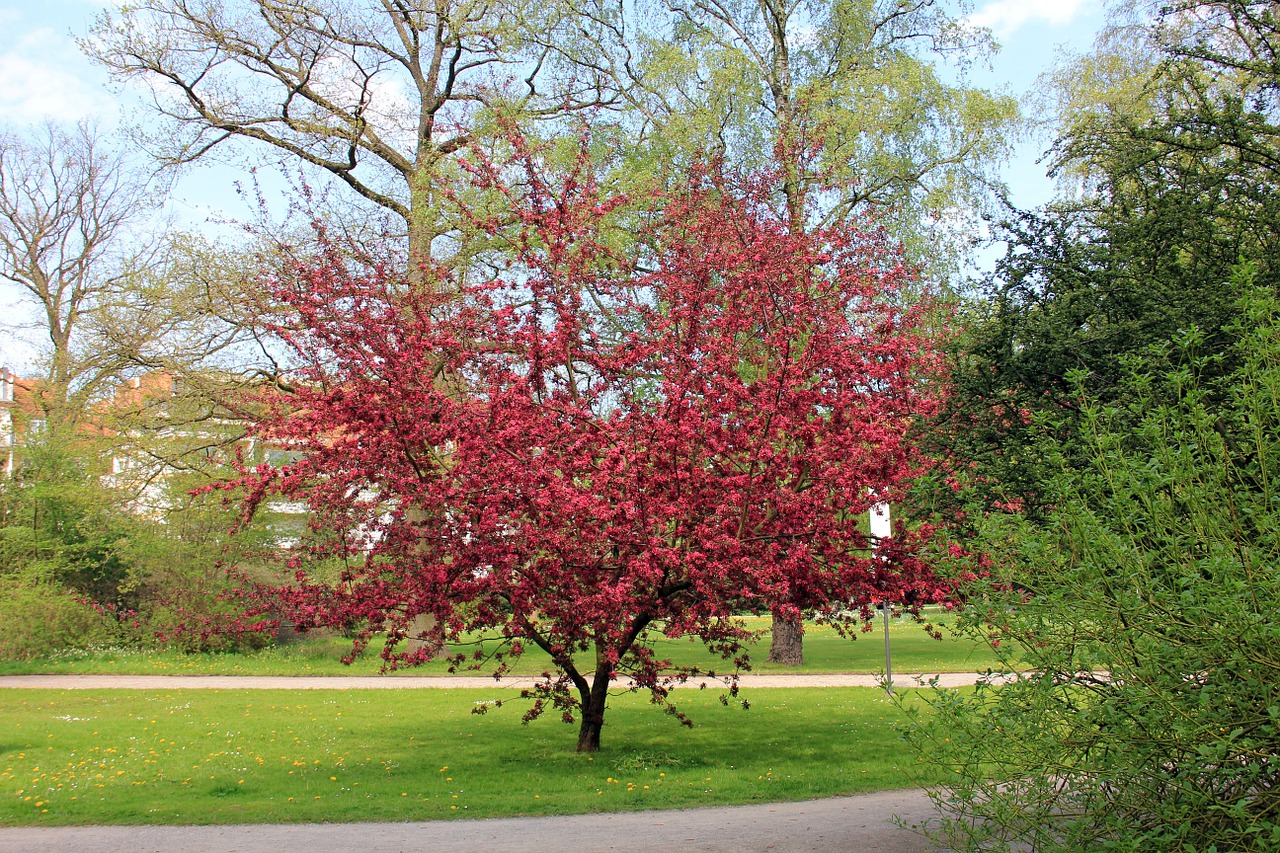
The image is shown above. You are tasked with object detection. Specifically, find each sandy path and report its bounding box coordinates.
[0,672,1005,690]
[0,788,949,852]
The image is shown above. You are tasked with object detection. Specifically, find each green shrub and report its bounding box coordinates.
[0,444,279,656]
[137,576,276,654]
[908,278,1280,852]
[122,536,278,654]
[0,577,117,659]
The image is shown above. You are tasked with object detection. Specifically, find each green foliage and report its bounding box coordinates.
[620,0,1017,281]
[117,469,280,654]
[0,444,133,604]
[0,444,134,657]
[0,579,117,660]
[123,542,276,655]
[906,282,1280,852]
[925,2,1280,518]
[0,438,276,658]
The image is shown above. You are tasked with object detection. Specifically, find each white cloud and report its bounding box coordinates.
[969,0,1096,38]
[0,56,103,123]
[0,27,108,123]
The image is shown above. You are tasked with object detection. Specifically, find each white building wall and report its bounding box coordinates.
[0,367,13,477]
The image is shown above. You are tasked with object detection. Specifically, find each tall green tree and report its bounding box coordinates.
[615,0,1016,276]
[612,0,1016,660]
[926,0,1280,517]
[910,8,1280,841]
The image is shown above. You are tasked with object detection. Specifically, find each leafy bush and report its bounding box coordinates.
[0,445,278,658]
[908,279,1280,852]
[133,560,277,653]
[0,576,117,659]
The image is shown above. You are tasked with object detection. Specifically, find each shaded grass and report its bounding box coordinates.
[0,686,940,826]
[0,611,1004,677]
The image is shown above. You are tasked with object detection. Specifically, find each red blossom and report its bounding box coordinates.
[236,135,950,751]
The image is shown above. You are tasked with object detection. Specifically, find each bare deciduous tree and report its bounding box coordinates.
[83,0,618,267]
[0,123,161,430]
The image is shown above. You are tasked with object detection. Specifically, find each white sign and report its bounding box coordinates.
[870,502,891,542]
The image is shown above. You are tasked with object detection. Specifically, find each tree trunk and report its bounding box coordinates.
[405,612,445,659]
[576,673,610,753]
[768,614,804,665]
[404,502,446,659]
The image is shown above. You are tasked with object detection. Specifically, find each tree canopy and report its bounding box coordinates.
[235,136,949,751]
[905,5,1280,847]
[84,0,1016,282]
[590,0,1017,278]
[0,124,163,431]
[923,0,1280,515]
[84,0,619,263]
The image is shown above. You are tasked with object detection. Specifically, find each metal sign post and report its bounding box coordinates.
[869,501,892,694]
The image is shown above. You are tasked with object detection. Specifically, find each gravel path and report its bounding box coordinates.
[0,788,948,853]
[0,672,1005,690]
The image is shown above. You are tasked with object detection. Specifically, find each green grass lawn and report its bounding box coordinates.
[0,687,941,826]
[0,611,1003,677]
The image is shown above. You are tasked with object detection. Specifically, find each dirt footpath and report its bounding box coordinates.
[0,672,1006,690]
[0,788,948,853]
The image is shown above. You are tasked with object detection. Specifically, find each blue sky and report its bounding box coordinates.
[966,0,1110,208]
[0,0,1110,370]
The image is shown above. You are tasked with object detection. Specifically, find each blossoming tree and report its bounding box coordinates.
[240,138,949,751]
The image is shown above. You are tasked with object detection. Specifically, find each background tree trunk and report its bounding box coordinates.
[405,504,446,659]
[768,614,804,666]
[404,613,445,659]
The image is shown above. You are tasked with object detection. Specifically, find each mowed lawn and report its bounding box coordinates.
[0,611,1002,677]
[0,687,940,826]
